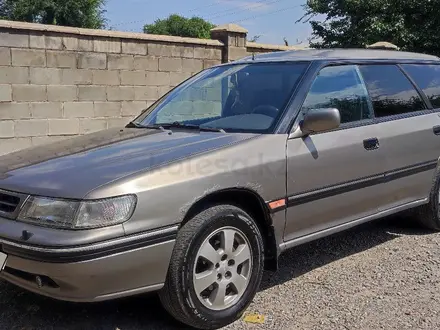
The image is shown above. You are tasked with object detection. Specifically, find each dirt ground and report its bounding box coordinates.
[1,215,440,330]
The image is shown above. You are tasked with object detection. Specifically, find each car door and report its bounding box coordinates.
[284,64,389,242]
[359,64,440,210]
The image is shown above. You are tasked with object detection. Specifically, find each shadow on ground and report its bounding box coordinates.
[0,215,435,330]
[260,214,434,292]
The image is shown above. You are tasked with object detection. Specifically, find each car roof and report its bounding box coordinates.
[237,48,440,63]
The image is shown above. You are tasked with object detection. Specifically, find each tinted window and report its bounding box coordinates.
[302,65,372,124]
[402,64,440,109]
[359,65,425,117]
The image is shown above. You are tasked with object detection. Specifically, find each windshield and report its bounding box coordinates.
[133,62,309,133]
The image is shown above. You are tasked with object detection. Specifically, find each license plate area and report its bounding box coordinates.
[0,252,7,271]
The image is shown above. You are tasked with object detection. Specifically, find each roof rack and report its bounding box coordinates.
[366,42,400,51]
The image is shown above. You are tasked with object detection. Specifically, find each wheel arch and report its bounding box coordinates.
[181,187,279,271]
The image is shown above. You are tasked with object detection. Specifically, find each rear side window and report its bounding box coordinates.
[302,65,372,124]
[359,65,426,117]
[402,64,440,109]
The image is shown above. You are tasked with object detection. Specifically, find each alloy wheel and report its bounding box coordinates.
[192,226,253,311]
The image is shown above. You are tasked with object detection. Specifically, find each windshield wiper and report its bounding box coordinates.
[126,122,169,131]
[127,121,225,133]
[155,122,225,133]
[199,126,226,133]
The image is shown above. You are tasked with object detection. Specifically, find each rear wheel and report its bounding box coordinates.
[159,204,264,329]
[413,171,440,230]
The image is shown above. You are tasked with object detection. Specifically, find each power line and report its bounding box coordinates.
[109,0,244,29]
[205,0,273,16]
[109,1,302,32]
[188,0,274,16]
[204,0,286,21]
[111,0,247,27]
[232,4,303,24]
[111,19,144,28]
[186,0,224,13]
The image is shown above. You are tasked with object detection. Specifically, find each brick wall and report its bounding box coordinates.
[0,21,303,155]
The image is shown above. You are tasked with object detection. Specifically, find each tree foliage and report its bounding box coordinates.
[302,0,440,55]
[0,0,106,29]
[144,14,215,39]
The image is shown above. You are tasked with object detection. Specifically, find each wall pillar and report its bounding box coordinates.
[210,24,248,62]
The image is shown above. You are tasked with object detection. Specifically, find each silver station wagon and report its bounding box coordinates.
[2,49,440,329]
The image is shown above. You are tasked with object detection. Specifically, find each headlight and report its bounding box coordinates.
[18,195,137,229]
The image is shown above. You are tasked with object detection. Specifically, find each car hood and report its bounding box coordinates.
[0,128,257,199]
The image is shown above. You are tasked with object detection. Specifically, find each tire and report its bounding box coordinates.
[413,171,440,231]
[159,204,264,329]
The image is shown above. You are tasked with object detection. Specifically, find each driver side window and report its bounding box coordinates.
[302,65,372,124]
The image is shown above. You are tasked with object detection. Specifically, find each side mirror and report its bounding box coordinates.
[301,108,341,135]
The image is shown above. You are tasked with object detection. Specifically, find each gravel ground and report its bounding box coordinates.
[1,215,440,330]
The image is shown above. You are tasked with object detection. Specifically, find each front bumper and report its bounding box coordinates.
[0,226,177,302]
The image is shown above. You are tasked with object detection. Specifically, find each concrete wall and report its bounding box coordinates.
[0,21,303,155]
[247,42,303,55]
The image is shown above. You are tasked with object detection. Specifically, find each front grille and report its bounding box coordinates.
[0,192,20,214]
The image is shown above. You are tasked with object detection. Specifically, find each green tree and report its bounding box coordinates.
[144,14,215,39]
[301,0,440,55]
[0,0,106,29]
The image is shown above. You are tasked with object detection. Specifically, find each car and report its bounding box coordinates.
[1,48,440,329]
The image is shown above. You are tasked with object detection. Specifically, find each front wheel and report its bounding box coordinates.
[159,204,264,329]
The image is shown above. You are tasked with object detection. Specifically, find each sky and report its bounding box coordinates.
[104,0,317,46]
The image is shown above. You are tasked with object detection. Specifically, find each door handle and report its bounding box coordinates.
[433,126,440,135]
[363,138,379,150]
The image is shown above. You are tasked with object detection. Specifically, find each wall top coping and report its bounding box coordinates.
[211,24,248,34]
[0,19,224,47]
[247,42,307,51]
